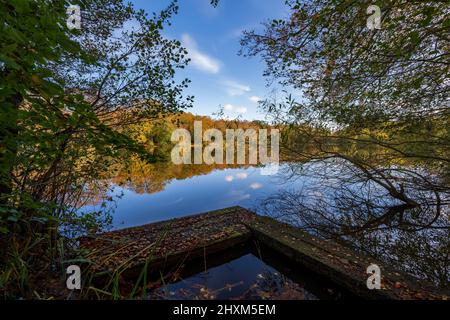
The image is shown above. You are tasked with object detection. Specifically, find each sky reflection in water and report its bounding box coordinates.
[98,165,303,229]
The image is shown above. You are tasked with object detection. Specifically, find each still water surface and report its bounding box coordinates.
[79,161,449,292]
[148,242,353,300]
[83,164,303,229]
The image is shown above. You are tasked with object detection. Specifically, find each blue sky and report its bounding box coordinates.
[130,0,289,120]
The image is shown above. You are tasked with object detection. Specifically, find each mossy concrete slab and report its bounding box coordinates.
[81,206,255,278]
[246,215,448,300]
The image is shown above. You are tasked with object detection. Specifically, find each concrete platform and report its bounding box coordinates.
[81,206,448,300]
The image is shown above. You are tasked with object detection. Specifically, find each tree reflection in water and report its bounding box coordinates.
[259,159,449,290]
[81,158,449,290]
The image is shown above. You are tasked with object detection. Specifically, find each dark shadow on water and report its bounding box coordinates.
[147,241,358,300]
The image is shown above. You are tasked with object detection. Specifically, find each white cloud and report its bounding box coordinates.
[236,172,248,180]
[250,182,263,189]
[249,96,261,103]
[223,104,247,114]
[222,80,250,96]
[224,104,234,111]
[182,34,220,74]
[238,193,251,201]
[235,106,248,114]
[225,175,234,182]
[228,190,251,201]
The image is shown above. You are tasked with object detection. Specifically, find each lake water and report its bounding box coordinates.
[80,163,359,300]
[79,161,449,290]
[82,163,306,229]
[148,241,354,300]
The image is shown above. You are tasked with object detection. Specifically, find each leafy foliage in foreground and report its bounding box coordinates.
[0,0,191,298]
